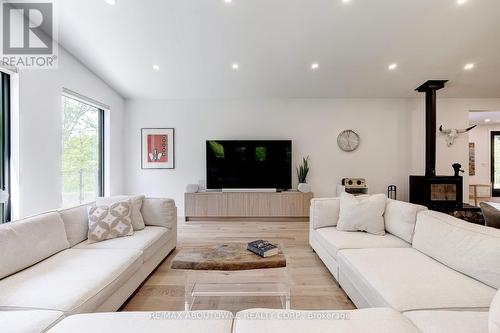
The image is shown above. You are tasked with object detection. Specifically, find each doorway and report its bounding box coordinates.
[491,131,500,196]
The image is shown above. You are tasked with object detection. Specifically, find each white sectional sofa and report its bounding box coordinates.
[310,196,500,332]
[5,195,500,333]
[45,308,420,333]
[43,292,500,333]
[0,197,177,333]
[43,196,500,333]
[309,197,425,281]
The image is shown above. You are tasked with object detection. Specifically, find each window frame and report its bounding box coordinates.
[491,131,500,197]
[61,93,105,206]
[97,108,105,197]
[0,72,11,223]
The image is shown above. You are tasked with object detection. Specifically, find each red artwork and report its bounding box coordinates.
[147,134,168,163]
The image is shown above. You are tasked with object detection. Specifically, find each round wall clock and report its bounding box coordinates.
[337,130,360,152]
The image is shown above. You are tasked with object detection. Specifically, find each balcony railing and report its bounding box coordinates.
[62,169,99,207]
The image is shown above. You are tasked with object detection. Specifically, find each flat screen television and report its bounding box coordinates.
[206,140,292,190]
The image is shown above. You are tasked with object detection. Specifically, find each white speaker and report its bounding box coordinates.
[186,184,199,193]
[298,183,311,193]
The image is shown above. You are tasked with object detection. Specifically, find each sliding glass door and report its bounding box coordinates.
[0,73,10,223]
[491,131,500,197]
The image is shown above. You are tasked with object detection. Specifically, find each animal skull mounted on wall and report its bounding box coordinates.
[439,125,477,147]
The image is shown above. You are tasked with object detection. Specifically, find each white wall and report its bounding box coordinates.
[9,46,500,218]
[124,99,413,212]
[15,48,125,217]
[124,98,500,212]
[410,98,500,201]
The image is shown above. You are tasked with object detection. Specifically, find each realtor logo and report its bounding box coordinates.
[1,0,58,68]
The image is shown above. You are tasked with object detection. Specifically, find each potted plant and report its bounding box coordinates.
[296,156,311,193]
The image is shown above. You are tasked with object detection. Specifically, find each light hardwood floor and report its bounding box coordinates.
[122,220,355,313]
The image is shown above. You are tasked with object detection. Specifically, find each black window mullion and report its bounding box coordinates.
[0,73,11,223]
[98,109,105,197]
[491,132,500,197]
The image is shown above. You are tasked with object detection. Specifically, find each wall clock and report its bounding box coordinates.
[337,130,360,152]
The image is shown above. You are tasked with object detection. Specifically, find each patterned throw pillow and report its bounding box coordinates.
[96,195,146,231]
[87,201,134,244]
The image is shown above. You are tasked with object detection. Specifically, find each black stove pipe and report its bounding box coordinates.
[415,80,448,177]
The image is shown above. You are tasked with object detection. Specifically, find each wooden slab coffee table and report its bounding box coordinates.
[171,243,290,311]
[171,243,286,271]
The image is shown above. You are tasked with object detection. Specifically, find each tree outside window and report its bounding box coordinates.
[62,96,103,207]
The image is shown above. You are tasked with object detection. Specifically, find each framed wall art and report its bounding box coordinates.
[469,142,475,176]
[141,128,175,169]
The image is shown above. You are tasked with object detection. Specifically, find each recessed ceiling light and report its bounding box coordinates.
[104,0,116,5]
[388,63,398,70]
[485,118,492,122]
[224,0,232,3]
[231,63,239,70]
[342,0,351,3]
[152,65,160,71]
[311,63,319,70]
[464,63,475,70]
[457,0,468,5]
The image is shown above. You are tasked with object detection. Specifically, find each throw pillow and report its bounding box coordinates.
[337,192,387,235]
[384,199,427,243]
[491,289,500,333]
[96,195,146,230]
[480,202,500,230]
[141,198,177,229]
[87,201,133,244]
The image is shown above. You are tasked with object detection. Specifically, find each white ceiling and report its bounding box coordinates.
[58,0,500,99]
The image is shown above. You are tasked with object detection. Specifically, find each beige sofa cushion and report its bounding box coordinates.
[404,310,489,333]
[74,226,171,261]
[413,210,500,289]
[0,310,64,333]
[0,248,142,313]
[233,308,419,333]
[384,199,427,243]
[314,227,410,259]
[310,197,341,229]
[0,212,69,279]
[47,311,234,333]
[491,289,500,333]
[337,248,496,312]
[97,195,146,230]
[141,198,177,229]
[58,203,91,247]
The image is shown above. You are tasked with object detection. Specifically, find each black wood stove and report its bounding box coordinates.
[409,80,464,211]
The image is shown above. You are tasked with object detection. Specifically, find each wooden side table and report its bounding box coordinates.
[469,184,492,206]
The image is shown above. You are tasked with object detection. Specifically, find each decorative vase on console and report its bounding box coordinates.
[297,156,311,193]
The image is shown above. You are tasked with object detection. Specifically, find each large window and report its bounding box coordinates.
[492,131,500,197]
[62,95,104,207]
[0,73,10,223]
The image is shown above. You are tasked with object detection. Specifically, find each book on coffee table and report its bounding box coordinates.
[247,240,278,258]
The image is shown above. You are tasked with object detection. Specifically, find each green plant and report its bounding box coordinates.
[296,156,310,184]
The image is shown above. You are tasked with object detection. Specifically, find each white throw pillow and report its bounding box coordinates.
[490,289,500,333]
[337,193,387,235]
[96,195,145,230]
[141,198,177,229]
[87,200,133,244]
[384,199,427,243]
